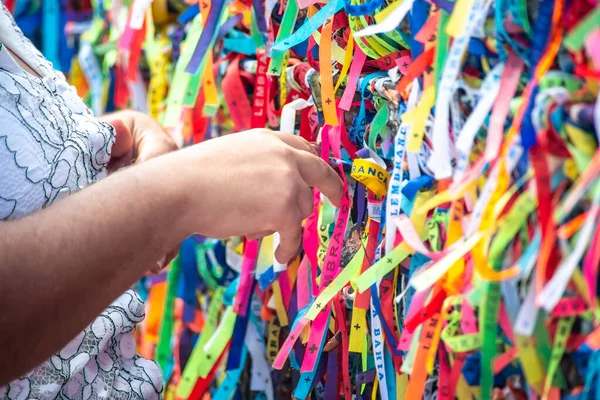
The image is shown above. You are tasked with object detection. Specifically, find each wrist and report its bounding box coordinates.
[122,151,196,252]
[151,149,199,240]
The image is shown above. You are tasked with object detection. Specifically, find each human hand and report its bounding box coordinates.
[173,129,344,263]
[101,110,178,172]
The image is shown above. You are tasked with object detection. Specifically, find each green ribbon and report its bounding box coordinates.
[157,255,182,370]
[268,0,299,76]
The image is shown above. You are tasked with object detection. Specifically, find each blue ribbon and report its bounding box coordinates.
[42,0,61,70]
[344,0,385,16]
[178,4,200,24]
[409,0,429,61]
[270,0,345,52]
[179,237,200,323]
[401,176,434,200]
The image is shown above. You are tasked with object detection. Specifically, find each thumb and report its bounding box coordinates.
[274,227,302,264]
[109,120,134,159]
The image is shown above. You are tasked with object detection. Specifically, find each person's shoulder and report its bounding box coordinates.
[0,4,22,42]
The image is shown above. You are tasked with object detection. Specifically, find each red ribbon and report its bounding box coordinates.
[222,56,253,130]
[251,50,270,128]
[396,47,435,93]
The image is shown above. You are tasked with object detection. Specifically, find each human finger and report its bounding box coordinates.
[135,130,178,164]
[108,120,134,158]
[274,221,302,264]
[246,230,276,241]
[297,184,314,220]
[108,155,135,172]
[272,131,318,156]
[295,151,344,207]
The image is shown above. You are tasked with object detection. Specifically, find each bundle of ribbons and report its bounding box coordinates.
[9,0,600,398]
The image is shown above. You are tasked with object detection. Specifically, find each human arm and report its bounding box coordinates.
[0,149,190,384]
[0,129,343,384]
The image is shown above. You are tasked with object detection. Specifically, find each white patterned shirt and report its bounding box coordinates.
[0,6,163,399]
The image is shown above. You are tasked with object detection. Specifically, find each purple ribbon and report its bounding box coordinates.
[312,357,328,390]
[147,273,167,285]
[185,0,226,74]
[430,0,454,12]
[356,370,376,400]
[289,287,299,322]
[355,147,371,158]
[324,350,339,400]
[217,14,244,41]
[62,10,93,22]
[171,25,185,64]
[356,184,366,227]
[179,328,196,370]
[356,369,375,384]
[252,0,267,33]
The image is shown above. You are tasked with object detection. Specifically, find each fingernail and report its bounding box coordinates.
[274,254,290,265]
[156,255,167,270]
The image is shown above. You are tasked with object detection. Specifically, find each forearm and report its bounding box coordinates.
[0,153,192,384]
